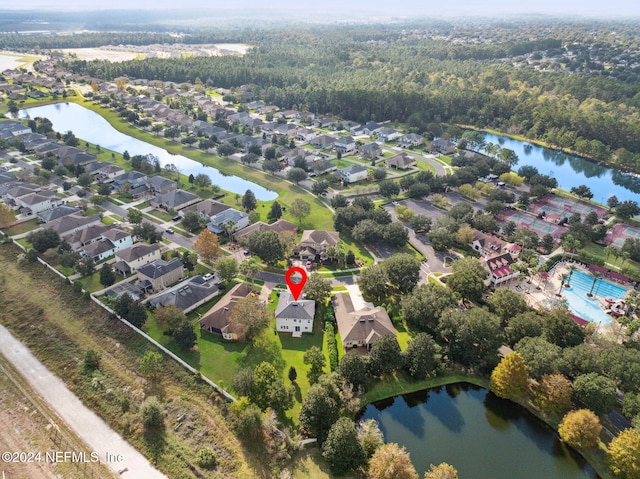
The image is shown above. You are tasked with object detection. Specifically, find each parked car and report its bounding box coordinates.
[243,249,250,255]
[172,216,181,221]
[203,273,214,282]
[166,228,174,234]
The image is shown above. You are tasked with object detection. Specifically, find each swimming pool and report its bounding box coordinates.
[562,270,627,325]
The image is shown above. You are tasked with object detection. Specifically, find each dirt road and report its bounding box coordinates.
[0,324,167,479]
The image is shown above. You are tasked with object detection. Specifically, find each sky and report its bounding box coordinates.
[5,0,640,17]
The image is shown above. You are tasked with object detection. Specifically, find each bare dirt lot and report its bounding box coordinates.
[60,48,138,62]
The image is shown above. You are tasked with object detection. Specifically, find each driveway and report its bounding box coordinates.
[0,324,167,479]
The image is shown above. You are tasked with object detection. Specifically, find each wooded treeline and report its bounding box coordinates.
[62,25,640,158]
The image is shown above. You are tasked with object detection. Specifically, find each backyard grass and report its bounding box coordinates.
[0,243,258,478]
[2,218,39,236]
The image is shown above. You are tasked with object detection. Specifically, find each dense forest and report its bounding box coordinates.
[63,24,640,162]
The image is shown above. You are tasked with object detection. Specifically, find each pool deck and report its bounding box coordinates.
[503,261,633,340]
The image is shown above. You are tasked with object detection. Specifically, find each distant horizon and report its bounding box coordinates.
[3,0,640,18]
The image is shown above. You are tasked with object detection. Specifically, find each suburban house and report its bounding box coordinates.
[385,152,417,170]
[80,227,133,262]
[428,138,457,155]
[136,257,184,293]
[37,205,80,223]
[151,189,200,211]
[275,291,316,337]
[148,276,219,313]
[399,133,425,148]
[182,199,230,221]
[297,229,340,261]
[362,121,383,136]
[309,134,337,149]
[198,282,253,340]
[45,214,103,237]
[483,252,519,286]
[113,242,161,275]
[312,118,334,128]
[359,142,382,159]
[112,171,149,197]
[295,128,317,142]
[376,128,403,142]
[0,121,31,138]
[338,165,368,184]
[206,208,249,235]
[146,175,177,195]
[0,169,17,185]
[13,190,61,215]
[334,136,356,154]
[306,158,333,177]
[332,293,397,352]
[234,219,298,241]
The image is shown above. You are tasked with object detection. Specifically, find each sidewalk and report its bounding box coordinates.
[0,324,168,479]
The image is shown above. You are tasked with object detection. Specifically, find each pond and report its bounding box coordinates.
[358,383,598,479]
[18,102,277,201]
[480,132,640,204]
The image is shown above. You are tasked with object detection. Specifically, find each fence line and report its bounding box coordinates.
[9,237,236,403]
[90,295,236,402]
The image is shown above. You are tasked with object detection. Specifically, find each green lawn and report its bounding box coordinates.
[363,373,487,406]
[581,241,640,271]
[2,218,40,236]
[416,159,437,173]
[143,288,328,423]
[437,155,453,165]
[78,271,104,292]
[147,209,173,222]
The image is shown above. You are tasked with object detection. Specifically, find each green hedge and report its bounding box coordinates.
[325,322,338,371]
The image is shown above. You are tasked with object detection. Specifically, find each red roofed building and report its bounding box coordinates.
[483,252,519,286]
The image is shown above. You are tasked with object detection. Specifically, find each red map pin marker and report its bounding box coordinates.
[285,266,308,301]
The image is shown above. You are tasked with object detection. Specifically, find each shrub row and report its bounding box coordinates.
[325,321,339,371]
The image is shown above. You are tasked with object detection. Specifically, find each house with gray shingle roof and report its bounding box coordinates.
[358,142,382,159]
[338,165,368,184]
[275,291,315,337]
[332,293,396,352]
[37,205,80,223]
[334,136,356,154]
[45,214,102,237]
[182,199,230,220]
[114,242,161,275]
[136,258,184,293]
[151,189,200,211]
[206,208,249,235]
[148,276,219,313]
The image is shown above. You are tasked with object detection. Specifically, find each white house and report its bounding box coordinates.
[275,291,316,337]
[338,165,368,184]
[207,208,249,235]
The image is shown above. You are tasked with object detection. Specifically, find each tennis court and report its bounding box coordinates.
[529,194,607,220]
[500,210,569,239]
[606,223,640,248]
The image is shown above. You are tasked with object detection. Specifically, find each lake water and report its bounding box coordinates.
[18,103,277,201]
[481,133,640,204]
[358,383,598,479]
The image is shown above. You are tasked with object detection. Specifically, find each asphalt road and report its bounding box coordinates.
[0,324,168,479]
